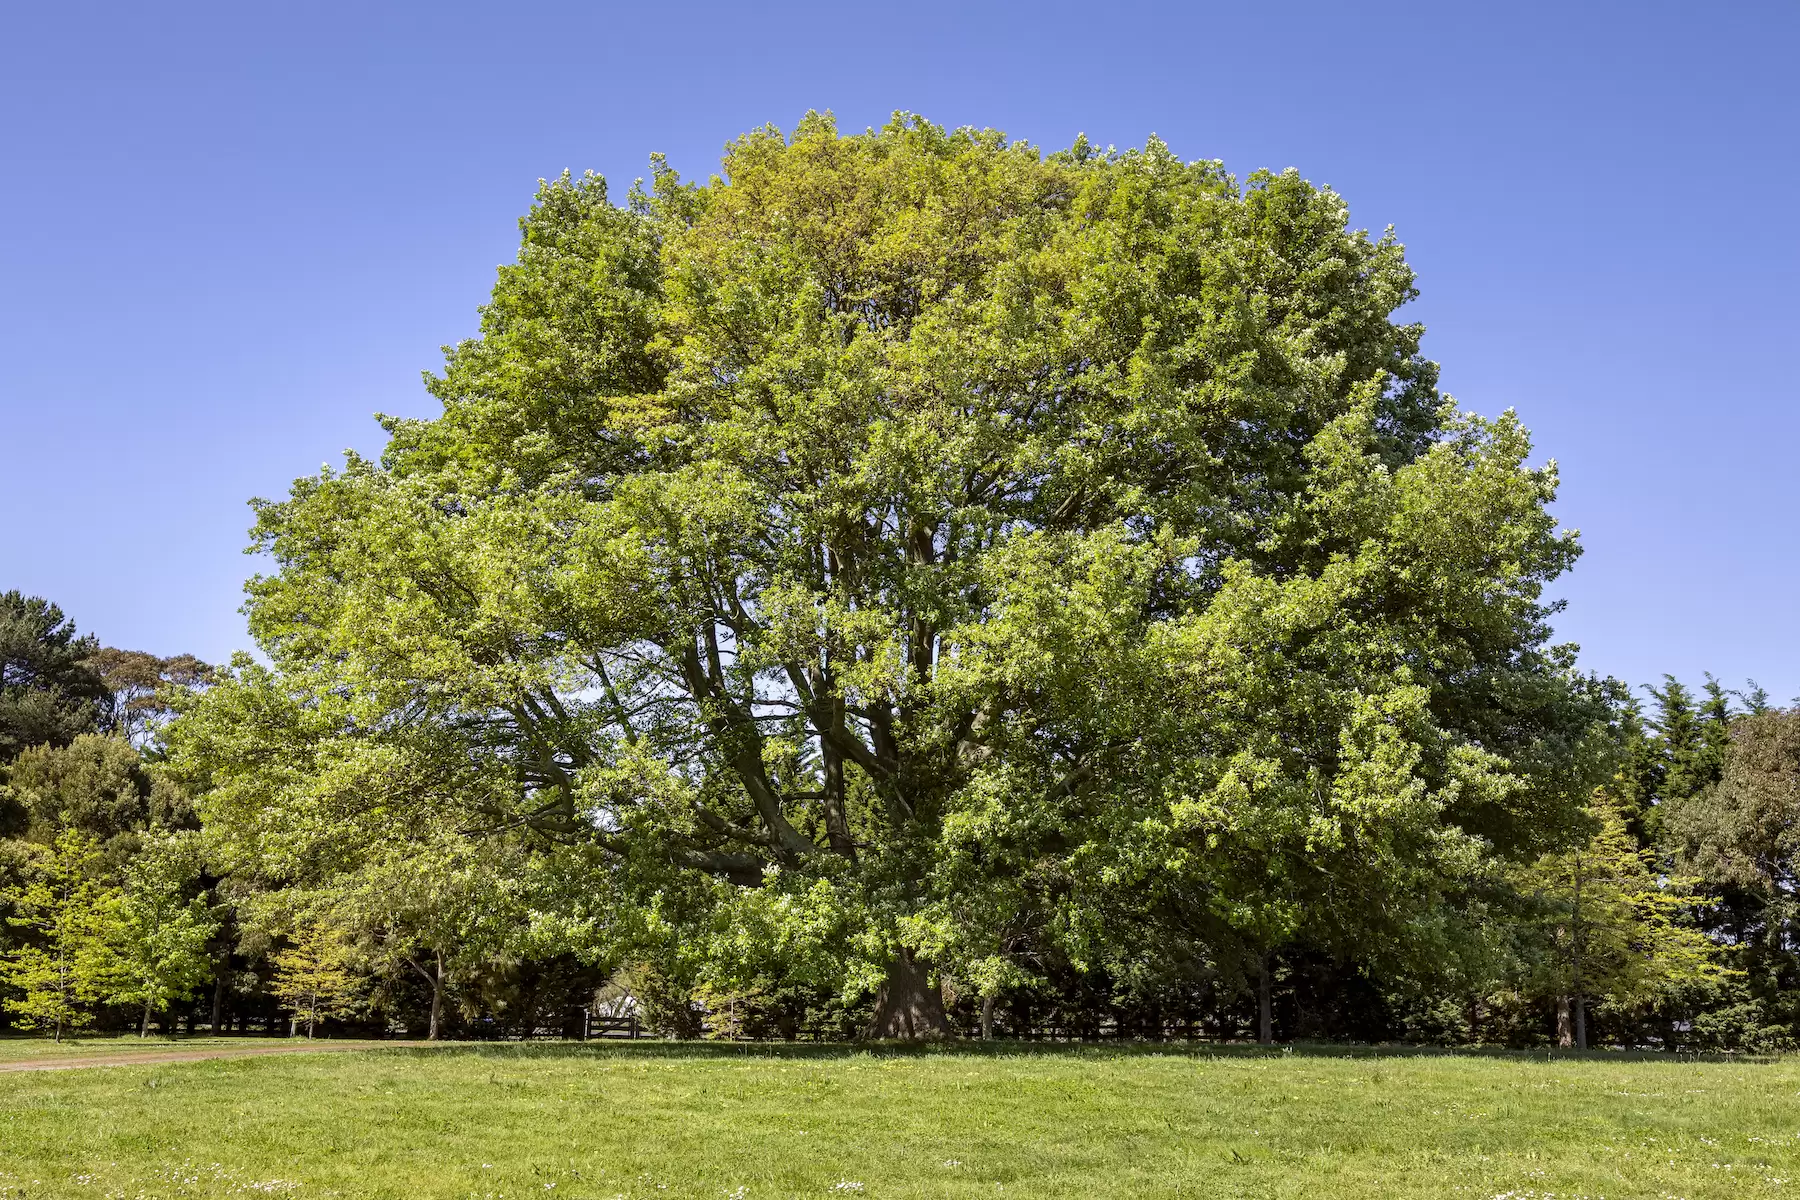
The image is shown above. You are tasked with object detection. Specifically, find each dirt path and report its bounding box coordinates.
[0,1041,429,1073]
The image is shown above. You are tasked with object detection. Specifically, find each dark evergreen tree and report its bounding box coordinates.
[1662,706,1800,1048]
[1634,674,1732,841]
[0,592,111,763]
[1611,695,1661,846]
[1644,677,1696,800]
[1737,681,1773,716]
[1694,675,1735,790]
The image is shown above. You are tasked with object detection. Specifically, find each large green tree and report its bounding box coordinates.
[174,114,1608,1035]
[315,835,525,1041]
[102,831,220,1037]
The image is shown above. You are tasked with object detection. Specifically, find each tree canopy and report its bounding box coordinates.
[174,113,1611,1035]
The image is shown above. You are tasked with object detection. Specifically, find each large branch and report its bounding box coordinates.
[673,848,769,888]
[674,637,819,861]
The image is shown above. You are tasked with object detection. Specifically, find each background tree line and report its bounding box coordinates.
[6,115,1797,1050]
[0,591,603,1040]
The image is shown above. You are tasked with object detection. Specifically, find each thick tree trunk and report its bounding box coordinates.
[1574,992,1588,1051]
[980,994,996,1041]
[1257,956,1274,1046]
[1555,995,1574,1047]
[866,947,950,1039]
[140,996,153,1038]
[818,704,857,859]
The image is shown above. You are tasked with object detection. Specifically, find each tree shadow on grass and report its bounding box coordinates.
[376,1038,1783,1067]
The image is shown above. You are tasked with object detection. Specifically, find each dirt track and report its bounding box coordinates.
[0,1041,427,1073]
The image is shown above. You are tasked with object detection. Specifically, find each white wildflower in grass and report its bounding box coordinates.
[830,1184,866,1194]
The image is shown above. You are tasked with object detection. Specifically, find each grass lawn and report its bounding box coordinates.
[0,1042,1795,1199]
[0,1036,367,1062]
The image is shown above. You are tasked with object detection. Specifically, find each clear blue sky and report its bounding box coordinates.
[2,1,1794,699]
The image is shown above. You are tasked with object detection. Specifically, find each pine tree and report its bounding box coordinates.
[1736,681,1773,716]
[1648,675,1732,806]
[1611,696,1661,847]
[1692,675,1735,790]
[0,592,110,763]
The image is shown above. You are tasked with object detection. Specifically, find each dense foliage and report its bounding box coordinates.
[2,116,1794,1049]
[0,590,110,760]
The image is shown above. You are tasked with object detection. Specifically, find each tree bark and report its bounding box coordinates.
[140,996,153,1038]
[1555,995,1574,1047]
[411,952,446,1041]
[813,686,857,860]
[1257,955,1274,1046]
[980,993,996,1041]
[1571,865,1587,1051]
[211,953,228,1034]
[866,947,950,1039]
[430,952,444,1041]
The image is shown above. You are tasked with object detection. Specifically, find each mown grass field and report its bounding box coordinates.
[0,1036,366,1063]
[0,1041,1795,1199]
